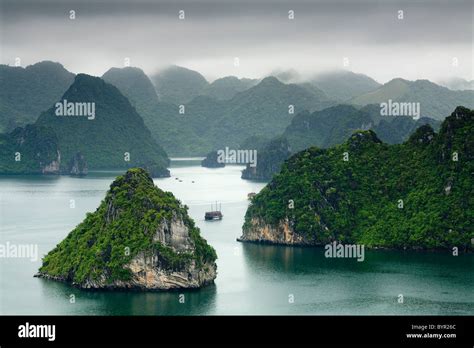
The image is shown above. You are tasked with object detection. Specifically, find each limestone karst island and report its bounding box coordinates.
[36,168,217,290]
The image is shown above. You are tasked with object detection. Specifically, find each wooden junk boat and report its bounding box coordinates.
[205,202,223,221]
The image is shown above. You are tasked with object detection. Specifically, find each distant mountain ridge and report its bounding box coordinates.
[102,67,159,111]
[351,78,474,120]
[310,70,381,101]
[204,76,332,149]
[437,77,474,91]
[151,65,261,103]
[35,74,170,177]
[102,67,210,155]
[242,104,441,181]
[105,67,332,156]
[286,104,441,152]
[105,65,472,157]
[0,61,75,132]
[151,65,209,104]
[204,76,259,100]
[3,60,473,163]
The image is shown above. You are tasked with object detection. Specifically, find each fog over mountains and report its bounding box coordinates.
[1,61,473,161]
[2,0,472,83]
[0,61,75,132]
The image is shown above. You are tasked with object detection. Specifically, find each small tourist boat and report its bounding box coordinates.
[205,202,223,221]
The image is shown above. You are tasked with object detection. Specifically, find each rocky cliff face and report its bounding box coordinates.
[41,150,61,174]
[238,217,316,246]
[36,168,217,290]
[39,215,216,290]
[102,252,216,290]
[0,125,61,174]
[67,152,88,176]
[239,107,474,250]
[241,136,291,181]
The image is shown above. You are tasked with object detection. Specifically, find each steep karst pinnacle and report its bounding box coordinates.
[36,167,217,290]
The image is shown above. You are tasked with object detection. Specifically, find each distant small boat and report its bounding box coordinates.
[205,202,223,221]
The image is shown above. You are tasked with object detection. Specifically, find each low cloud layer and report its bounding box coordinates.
[1,0,472,83]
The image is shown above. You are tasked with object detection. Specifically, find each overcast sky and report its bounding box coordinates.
[0,0,472,83]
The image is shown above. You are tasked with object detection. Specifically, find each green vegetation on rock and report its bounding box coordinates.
[243,104,440,181]
[102,67,212,156]
[310,70,381,101]
[204,76,259,100]
[104,67,332,156]
[0,61,75,133]
[0,124,60,174]
[151,65,210,105]
[38,168,217,288]
[36,74,170,177]
[351,78,474,120]
[242,106,473,250]
[286,104,441,152]
[241,136,291,181]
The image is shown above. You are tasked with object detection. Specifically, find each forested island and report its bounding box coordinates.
[201,150,225,168]
[36,168,217,290]
[241,104,441,181]
[239,107,473,250]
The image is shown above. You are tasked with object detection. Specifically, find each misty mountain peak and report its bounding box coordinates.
[311,70,381,101]
[26,60,69,72]
[151,65,209,104]
[102,66,159,106]
[64,74,114,101]
[158,65,208,83]
[258,76,285,87]
[384,78,411,87]
[103,66,147,77]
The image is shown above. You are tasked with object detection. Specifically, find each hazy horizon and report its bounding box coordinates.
[1,0,472,84]
[3,59,474,88]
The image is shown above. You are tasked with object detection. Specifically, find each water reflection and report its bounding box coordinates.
[241,243,308,273]
[169,158,203,168]
[241,243,474,277]
[241,243,376,275]
[2,164,473,315]
[240,243,474,314]
[38,278,217,315]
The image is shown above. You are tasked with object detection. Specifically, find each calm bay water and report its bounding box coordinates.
[0,159,472,315]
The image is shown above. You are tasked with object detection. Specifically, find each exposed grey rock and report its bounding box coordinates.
[238,217,317,246]
[67,152,88,176]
